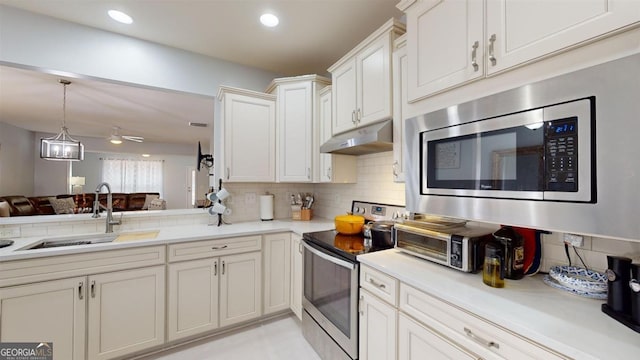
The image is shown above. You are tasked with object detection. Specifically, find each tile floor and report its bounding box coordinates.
[139,315,321,360]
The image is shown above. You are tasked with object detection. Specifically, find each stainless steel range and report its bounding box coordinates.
[301,201,405,360]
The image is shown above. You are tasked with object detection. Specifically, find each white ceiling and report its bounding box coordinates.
[0,0,403,146]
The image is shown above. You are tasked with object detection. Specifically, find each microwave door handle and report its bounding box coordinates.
[302,242,356,270]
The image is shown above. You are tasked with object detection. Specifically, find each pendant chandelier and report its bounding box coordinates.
[40,79,84,161]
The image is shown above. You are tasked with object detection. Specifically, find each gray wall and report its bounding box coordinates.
[0,122,36,196]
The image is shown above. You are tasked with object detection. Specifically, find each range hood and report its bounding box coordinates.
[320,120,393,155]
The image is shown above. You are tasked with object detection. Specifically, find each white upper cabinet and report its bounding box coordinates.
[405,0,484,102]
[400,0,640,101]
[485,0,640,74]
[217,87,276,182]
[316,86,357,183]
[329,18,406,135]
[266,75,330,183]
[392,34,408,183]
[332,59,359,135]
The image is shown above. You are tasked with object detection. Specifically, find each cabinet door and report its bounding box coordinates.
[486,0,640,74]
[278,82,313,182]
[317,88,357,184]
[223,92,276,182]
[332,58,358,135]
[359,289,397,360]
[392,37,408,183]
[318,87,333,182]
[167,258,219,341]
[398,313,481,360]
[264,233,291,314]
[219,252,262,327]
[357,33,392,125]
[406,0,484,102]
[87,266,165,360]
[0,277,85,360]
[290,234,303,320]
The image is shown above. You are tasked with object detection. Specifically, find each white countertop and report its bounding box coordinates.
[0,218,334,261]
[358,249,640,360]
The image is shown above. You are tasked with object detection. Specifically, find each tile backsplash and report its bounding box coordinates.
[2,151,639,274]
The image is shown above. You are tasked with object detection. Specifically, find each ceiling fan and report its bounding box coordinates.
[109,126,144,144]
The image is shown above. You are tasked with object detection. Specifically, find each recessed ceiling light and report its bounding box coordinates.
[108,10,133,24]
[260,13,279,27]
[142,154,151,158]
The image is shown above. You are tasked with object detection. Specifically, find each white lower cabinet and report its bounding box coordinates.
[359,289,397,360]
[167,258,219,341]
[359,264,570,360]
[87,266,165,360]
[0,277,86,360]
[398,313,480,360]
[0,266,165,360]
[263,233,291,314]
[219,251,262,327]
[290,234,303,320]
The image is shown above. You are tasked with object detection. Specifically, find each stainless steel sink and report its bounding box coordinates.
[23,234,117,250]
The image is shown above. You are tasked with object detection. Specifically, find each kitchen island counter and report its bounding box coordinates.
[0,217,334,261]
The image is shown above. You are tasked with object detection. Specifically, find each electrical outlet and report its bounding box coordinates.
[563,233,584,247]
[245,192,257,204]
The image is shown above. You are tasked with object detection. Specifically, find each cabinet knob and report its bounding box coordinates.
[488,34,497,66]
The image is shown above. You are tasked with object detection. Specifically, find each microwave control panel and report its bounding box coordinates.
[545,117,578,192]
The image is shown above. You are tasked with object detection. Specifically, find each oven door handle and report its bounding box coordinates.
[302,242,356,270]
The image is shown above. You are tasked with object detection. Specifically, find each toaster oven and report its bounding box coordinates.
[394,223,494,273]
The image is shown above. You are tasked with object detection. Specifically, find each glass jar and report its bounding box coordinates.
[483,243,505,288]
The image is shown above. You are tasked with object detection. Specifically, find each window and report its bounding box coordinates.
[102,158,163,194]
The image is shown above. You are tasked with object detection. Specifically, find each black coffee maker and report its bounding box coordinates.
[601,255,640,333]
[492,226,524,280]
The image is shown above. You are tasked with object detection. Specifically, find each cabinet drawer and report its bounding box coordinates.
[168,235,261,262]
[360,265,398,306]
[0,246,165,287]
[399,284,568,360]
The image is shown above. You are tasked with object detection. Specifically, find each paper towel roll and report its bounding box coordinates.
[260,194,274,221]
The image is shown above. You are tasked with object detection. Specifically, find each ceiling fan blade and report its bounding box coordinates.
[123,135,144,143]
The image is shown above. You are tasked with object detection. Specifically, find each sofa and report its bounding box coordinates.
[0,192,161,217]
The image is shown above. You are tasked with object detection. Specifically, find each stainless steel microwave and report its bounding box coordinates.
[420,97,594,202]
[404,53,640,241]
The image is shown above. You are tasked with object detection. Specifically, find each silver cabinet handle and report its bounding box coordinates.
[90,280,96,298]
[392,161,399,177]
[222,261,225,275]
[471,41,479,71]
[78,281,84,300]
[226,167,230,180]
[352,110,356,124]
[464,327,499,349]
[298,241,303,254]
[212,245,228,250]
[214,261,218,276]
[356,108,361,123]
[327,167,332,180]
[369,278,386,289]
[488,34,497,66]
[359,295,364,315]
[307,168,311,180]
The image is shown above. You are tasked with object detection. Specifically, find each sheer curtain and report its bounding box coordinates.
[102,158,163,194]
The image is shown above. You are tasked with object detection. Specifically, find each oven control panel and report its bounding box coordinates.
[352,201,407,221]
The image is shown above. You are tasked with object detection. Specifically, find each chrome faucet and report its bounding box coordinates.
[92,182,122,233]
